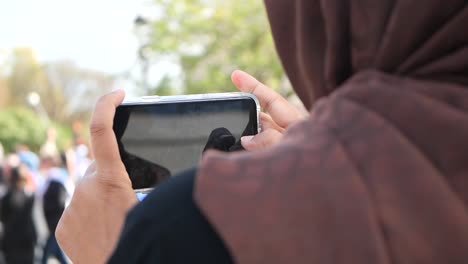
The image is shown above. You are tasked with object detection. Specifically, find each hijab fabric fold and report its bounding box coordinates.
[195,1,468,263]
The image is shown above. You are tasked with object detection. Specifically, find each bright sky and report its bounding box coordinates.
[0,0,149,74]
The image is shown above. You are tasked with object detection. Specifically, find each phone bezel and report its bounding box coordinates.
[116,92,261,194]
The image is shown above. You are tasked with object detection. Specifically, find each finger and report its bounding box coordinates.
[232,70,303,128]
[241,129,283,151]
[90,90,125,171]
[260,112,284,133]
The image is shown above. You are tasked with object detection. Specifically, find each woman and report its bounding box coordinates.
[56,0,468,263]
[41,154,72,264]
[1,166,37,264]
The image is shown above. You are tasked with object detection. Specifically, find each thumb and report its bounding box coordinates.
[90,90,126,172]
[241,129,283,151]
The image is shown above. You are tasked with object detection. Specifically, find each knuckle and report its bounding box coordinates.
[264,128,280,137]
[259,129,282,148]
[258,139,270,149]
[263,94,280,111]
[251,82,263,94]
[89,121,107,136]
[74,167,130,196]
[96,170,131,193]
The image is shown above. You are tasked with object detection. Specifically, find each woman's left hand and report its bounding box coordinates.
[232,70,306,151]
[56,90,138,264]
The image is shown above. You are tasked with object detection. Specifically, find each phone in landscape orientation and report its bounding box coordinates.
[113,92,260,194]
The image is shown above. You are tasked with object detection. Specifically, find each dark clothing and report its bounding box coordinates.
[42,180,69,264]
[108,168,233,264]
[43,181,68,234]
[0,166,4,185]
[0,189,36,264]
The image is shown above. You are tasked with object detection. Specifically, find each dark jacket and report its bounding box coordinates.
[1,188,37,264]
[43,181,68,233]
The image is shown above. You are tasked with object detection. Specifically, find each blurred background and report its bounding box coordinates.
[0,0,295,263]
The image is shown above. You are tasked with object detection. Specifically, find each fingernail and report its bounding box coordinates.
[241,136,254,143]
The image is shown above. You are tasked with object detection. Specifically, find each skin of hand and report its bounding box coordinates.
[56,90,138,264]
[232,70,306,151]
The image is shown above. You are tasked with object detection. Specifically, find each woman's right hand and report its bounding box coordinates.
[231,70,306,151]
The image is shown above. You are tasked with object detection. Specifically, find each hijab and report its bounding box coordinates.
[196,1,468,263]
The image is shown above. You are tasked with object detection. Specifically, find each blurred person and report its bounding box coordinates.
[0,150,9,263]
[40,128,59,160]
[56,1,468,263]
[69,123,92,182]
[0,143,5,186]
[0,142,3,164]
[0,143,6,264]
[40,153,72,264]
[16,145,43,192]
[71,137,91,182]
[1,166,37,264]
[0,154,20,195]
[0,152,17,264]
[59,137,91,184]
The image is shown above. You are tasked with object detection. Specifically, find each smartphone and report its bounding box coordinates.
[113,92,260,193]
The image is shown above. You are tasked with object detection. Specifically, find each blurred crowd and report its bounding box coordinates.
[0,128,92,264]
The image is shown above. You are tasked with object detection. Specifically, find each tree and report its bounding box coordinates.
[1,49,115,123]
[143,0,293,96]
[44,60,115,121]
[0,107,47,153]
[0,76,8,109]
[0,107,73,154]
[0,48,117,153]
[5,48,49,106]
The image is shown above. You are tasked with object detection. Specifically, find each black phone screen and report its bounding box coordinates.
[113,98,258,190]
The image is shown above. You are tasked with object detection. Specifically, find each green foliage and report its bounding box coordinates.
[1,48,114,124]
[0,107,73,153]
[6,49,47,106]
[147,0,290,95]
[0,107,46,153]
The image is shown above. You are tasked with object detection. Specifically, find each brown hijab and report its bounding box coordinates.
[196,1,468,263]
